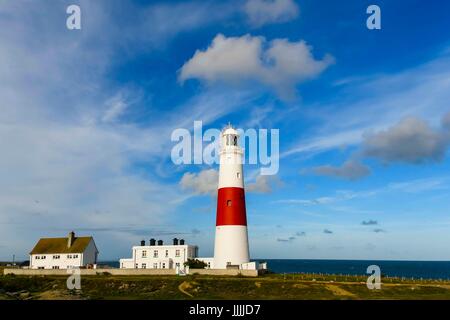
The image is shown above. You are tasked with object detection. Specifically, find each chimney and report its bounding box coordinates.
[157,239,163,246]
[140,240,145,246]
[173,238,178,245]
[67,231,75,248]
[179,239,185,245]
[150,238,156,246]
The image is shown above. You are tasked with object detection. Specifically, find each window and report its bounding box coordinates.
[165,250,169,258]
[153,250,158,258]
[142,250,147,258]
[38,267,44,269]
[67,254,72,259]
[41,256,46,260]
[162,263,166,269]
[237,172,240,179]
[175,249,180,257]
[36,256,40,260]
[153,263,158,269]
[53,255,60,259]
[135,264,138,269]
[175,263,180,267]
[142,263,146,269]
[227,200,232,207]
[52,266,60,269]
[73,254,78,258]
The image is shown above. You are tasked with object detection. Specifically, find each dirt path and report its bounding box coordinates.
[324,284,357,298]
[178,281,194,298]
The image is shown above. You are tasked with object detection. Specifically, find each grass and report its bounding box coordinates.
[1,273,450,300]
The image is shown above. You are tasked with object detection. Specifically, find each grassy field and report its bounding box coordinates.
[1,273,450,300]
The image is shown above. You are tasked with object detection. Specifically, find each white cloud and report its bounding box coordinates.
[283,54,450,158]
[180,169,219,195]
[247,175,281,193]
[0,1,256,260]
[309,159,371,181]
[101,93,129,123]
[179,34,334,100]
[244,0,299,27]
[362,116,450,164]
[274,176,449,207]
[180,170,281,196]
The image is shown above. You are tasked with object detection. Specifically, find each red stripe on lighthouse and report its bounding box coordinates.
[216,187,247,226]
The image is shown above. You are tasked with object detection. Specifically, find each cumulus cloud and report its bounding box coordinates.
[180,169,219,195]
[310,159,371,181]
[244,0,299,27]
[180,170,281,196]
[179,34,334,99]
[361,220,378,226]
[246,175,281,193]
[362,116,450,164]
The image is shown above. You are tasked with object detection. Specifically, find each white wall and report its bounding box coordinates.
[197,257,214,269]
[120,244,198,269]
[81,239,99,265]
[30,252,82,269]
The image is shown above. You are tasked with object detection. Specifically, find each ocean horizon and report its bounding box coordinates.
[100,259,450,280]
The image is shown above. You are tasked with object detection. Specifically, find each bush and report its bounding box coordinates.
[184,259,207,269]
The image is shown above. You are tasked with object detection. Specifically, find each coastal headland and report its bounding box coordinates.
[1,271,450,300]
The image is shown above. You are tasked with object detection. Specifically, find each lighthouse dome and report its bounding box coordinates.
[222,124,239,136]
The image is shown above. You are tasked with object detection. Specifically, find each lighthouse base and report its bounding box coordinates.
[213,225,250,269]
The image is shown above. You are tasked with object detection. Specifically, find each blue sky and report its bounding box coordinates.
[1,0,450,261]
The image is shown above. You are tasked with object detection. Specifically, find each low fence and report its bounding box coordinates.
[3,268,258,277]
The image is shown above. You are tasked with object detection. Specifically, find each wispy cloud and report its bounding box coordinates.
[244,0,299,27]
[274,176,449,206]
[283,54,450,158]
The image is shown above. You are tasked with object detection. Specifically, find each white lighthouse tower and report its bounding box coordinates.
[213,124,250,269]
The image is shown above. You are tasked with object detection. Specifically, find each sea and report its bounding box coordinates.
[101,259,450,280]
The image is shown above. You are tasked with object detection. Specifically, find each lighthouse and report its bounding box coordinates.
[213,124,250,269]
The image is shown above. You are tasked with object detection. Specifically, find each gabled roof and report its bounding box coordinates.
[30,236,94,254]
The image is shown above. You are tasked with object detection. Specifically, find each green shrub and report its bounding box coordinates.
[184,259,207,269]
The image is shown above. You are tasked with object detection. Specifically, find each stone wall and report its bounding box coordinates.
[4,268,258,277]
[188,268,258,277]
[3,268,176,276]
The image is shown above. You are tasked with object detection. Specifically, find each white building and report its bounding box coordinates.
[120,238,199,270]
[30,231,99,269]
